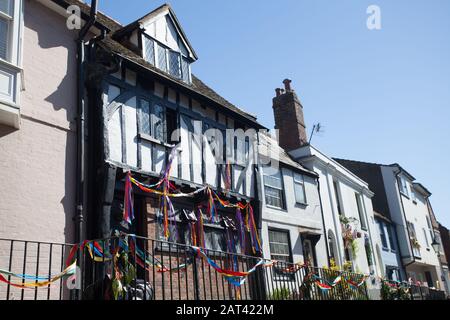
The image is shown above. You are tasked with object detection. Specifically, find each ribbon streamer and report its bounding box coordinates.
[0,262,77,289]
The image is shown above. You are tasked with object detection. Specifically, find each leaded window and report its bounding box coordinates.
[168,50,181,78]
[156,43,167,72]
[140,99,166,142]
[181,57,190,83]
[143,36,155,65]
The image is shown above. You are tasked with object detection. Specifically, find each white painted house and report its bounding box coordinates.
[258,133,328,269]
[270,80,380,280]
[378,164,443,289]
[290,146,379,276]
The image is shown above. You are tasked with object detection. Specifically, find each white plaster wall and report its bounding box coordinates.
[0,0,79,244]
[261,165,328,268]
[293,146,378,276]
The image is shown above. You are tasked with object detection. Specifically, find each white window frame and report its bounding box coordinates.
[355,193,368,230]
[263,166,285,210]
[398,175,409,198]
[0,0,23,129]
[293,172,307,205]
[268,229,292,262]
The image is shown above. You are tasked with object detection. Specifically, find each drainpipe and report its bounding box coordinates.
[394,169,416,272]
[74,0,98,251]
[316,177,330,267]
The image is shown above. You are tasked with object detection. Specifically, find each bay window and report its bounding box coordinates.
[0,0,23,129]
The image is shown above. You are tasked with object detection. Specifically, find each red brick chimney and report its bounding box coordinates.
[272,79,308,151]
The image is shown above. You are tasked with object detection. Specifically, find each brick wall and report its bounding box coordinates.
[272,88,308,152]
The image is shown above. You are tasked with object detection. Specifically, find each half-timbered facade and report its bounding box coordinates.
[84,4,265,256]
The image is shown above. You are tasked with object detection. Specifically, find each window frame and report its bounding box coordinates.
[0,0,13,62]
[378,221,389,250]
[293,172,307,205]
[139,98,167,144]
[398,175,410,198]
[387,224,396,252]
[263,166,286,210]
[333,180,344,216]
[141,32,191,84]
[355,193,367,230]
[0,0,23,128]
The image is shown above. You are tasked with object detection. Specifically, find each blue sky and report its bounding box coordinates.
[97,0,450,227]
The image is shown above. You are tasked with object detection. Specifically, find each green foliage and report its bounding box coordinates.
[270,287,291,300]
[380,281,411,300]
[111,249,137,300]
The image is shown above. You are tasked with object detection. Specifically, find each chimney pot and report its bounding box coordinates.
[275,88,282,97]
[283,79,292,92]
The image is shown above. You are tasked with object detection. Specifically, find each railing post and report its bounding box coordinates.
[192,250,200,300]
[363,280,369,300]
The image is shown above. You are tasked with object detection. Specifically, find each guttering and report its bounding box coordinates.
[394,168,415,268]
[74,0,98,248]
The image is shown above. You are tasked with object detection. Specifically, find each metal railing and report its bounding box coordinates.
[0,238,73,300]
[381,279,446,300]
[0,236,370,300]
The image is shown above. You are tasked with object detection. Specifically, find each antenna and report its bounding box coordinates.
[308,122,324,144]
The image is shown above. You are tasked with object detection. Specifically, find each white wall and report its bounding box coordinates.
[260,166,328,268]
[291,146,380,278]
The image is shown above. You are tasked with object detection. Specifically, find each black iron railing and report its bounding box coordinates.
[381,279,446,300]
[0,238,73,300]
[0,236,372,300]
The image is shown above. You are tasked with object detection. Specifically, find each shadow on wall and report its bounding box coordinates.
[26,0,79,244]
[0,124,17,138]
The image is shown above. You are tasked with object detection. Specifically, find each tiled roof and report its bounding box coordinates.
[57,0,262,127]
[258,133,318,177]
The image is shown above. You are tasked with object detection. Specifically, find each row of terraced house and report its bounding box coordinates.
[0,0,449,300]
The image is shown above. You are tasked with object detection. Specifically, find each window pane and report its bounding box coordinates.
[181,57,190,83]
[378,222,388,248]
[168,50,181,78]
[152,104,165,141]
[0,18,8,60]
[265,186,282,208]
[268,230,291,262]
[355,194,367,229]
[143,37,155,65]
[294,180,306,204]
[0,0,11,16]
[387,225,396,250]
[423,228,429,247]
[140,100,150,135]
[156,43,167,72]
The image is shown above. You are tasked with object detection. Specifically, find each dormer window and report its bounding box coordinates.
[143,34,191,83]
[137,6,196,84]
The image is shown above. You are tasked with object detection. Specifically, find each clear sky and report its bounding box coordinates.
[96,0,450,227]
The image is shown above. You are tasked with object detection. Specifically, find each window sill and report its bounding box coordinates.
[265,204,287,212]
[0,101,20,129]
[0,58,22,72]
[295,201,308,207]
[138,133,175,148]
[382,247,390,252]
